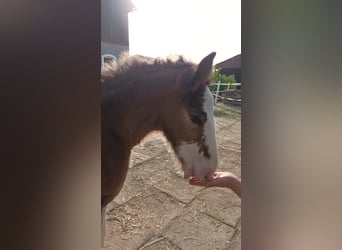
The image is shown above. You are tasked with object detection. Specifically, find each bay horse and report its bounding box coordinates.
[101,52,218,246]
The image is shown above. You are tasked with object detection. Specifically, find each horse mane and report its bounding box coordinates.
[101,52,196,85]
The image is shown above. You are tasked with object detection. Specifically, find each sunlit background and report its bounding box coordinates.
[129,0,240,64]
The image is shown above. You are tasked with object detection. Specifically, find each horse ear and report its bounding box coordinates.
[191,52,216,91]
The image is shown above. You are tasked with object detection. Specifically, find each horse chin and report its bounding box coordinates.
[193,167,216,182]
[182,166,213,182]
[182,167,193,179]
[195,173,207,182]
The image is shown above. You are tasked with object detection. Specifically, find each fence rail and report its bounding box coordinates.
[101,54,116,67]
[210,81,241,105]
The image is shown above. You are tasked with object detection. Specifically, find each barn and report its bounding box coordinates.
[101,0,135,62]
[215,54,241,83]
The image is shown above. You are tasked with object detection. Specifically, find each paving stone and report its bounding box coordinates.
[113,168,153,206]
[130,132,170,167]
[215,118,237,132]
[162,212,234,250]
[107,201,120,213]
[218,149,241,166]
[218,150,241,177]
[126,152,204,204]
[216,120,241,147]
[104,113,241,249]
[105,189,186,249]
[139,236,181,250]
[114,153,179,205]
[152,172,205,204]
[227,230,241,250]
[104,231,152,250]
[217,141,241,153]
[190,188,241,228]
[236,219,241,231]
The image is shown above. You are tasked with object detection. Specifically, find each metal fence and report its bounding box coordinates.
[101,54,116,67]
[210,81,241,105]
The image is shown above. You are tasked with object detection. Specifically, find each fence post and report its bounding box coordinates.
[215,81,221,105]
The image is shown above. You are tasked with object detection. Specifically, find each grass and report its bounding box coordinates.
[214,102,241,119]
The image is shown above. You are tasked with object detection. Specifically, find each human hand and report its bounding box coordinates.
[189,171,241,197]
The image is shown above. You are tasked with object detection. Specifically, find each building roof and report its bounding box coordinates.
[215,54,241,69]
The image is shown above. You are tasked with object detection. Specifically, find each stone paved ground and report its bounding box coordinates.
[104,105,241,250]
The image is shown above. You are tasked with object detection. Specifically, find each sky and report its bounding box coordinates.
[129,0,241,65]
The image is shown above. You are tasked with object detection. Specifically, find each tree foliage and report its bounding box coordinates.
[210,68,236,83]
[209,68,237,92]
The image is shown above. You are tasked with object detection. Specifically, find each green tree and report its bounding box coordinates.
[209,68,237,92]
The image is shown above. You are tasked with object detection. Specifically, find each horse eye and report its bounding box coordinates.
[190,115,203,126]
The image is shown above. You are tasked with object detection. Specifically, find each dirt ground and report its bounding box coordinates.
[104,103,241,250]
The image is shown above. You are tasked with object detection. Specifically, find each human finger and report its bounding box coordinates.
[189,177,207,186]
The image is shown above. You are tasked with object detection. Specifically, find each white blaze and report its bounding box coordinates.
[176,87,218,181]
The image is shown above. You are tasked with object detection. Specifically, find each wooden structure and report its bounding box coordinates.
[215,54,241,83]
[101,0,135,58]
